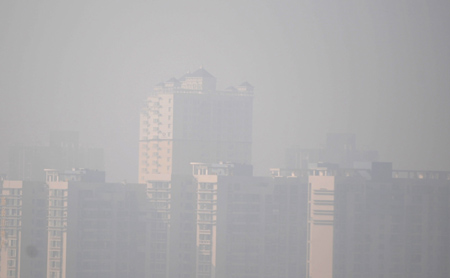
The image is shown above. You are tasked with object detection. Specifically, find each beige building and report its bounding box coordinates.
[195,162,308,278]
[306,162,450,278]
[145,162,308,278]
[139,68,253,183]
[0,180,48,278]
[141,68,255,278]
[0,170,148,278]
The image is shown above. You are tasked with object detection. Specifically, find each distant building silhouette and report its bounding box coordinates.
[8,131,104,181]
[285,133,378,169]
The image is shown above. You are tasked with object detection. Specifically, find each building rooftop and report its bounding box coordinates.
[270,166,450,181]
[239,81,254,88]
[189,67,215,78]
[166,77,180,83]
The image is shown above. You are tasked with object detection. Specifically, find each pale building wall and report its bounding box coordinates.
[194,174,218,278]
[47,181,68,278]
[307,167,450,278]
[139,93,174,182]
[0,180,49,278]
[307,175,335,278]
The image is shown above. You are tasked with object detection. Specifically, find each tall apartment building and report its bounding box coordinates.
[145,162,308,278]
[141,68,254,277]
[0,180,48,278]
[193,162,308,278]
[305,162,450,278]
[146,174,197,278]
[139,68,253,183]
[0,170,148,278]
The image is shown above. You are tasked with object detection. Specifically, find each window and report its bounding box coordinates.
[200,183,214,190]
[198,254,210,262]
[199,244,210,250]
[8,249,16,257]
[8,239,17,247]
[199,234,211,240]
[199,204,213,210]
[51,240,61,248]
[50,251,60,258]
[51,230,62,237]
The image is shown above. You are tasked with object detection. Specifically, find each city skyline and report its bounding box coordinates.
[1,2,450,277]
[2,67,450,277]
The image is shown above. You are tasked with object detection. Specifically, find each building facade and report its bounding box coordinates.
[0,180,48,278]
[138,68,253,183]
[0,170,148,278]
[145,162,308,278]
[306,162,450,278]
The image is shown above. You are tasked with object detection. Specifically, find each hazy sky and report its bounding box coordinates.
[1,0,449,181]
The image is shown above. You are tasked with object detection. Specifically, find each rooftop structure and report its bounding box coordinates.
[44,168,105,183]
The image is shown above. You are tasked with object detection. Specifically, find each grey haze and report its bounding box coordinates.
[1,0,449,181]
